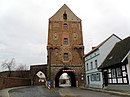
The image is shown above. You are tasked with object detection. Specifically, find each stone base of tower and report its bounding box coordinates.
[48,64,85,88]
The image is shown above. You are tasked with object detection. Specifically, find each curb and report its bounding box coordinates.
[0,88,11,97]
[80,87,130,96]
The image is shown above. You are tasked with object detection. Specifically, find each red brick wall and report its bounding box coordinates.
[0,78,3,89]
[0,71,30,78]
[0,77,31,89]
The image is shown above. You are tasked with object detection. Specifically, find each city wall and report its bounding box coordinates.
[0,77,31,89]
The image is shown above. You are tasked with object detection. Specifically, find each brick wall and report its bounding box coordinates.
[0,77,31,89]
[0,77,3,89]
[0,70,30,78]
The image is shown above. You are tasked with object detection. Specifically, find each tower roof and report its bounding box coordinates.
[49,4,81,21]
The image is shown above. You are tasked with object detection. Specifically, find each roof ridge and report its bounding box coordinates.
[99,36,130,69]
[49,4,81,20]
[84,34,121,57]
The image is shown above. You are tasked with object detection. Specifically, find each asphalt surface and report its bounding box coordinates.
[9,86,60,97]
[8,86,129,97]
[60,87,128,97]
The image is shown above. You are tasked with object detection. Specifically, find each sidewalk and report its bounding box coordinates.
[0,86,30,97]
[80,87,130,96]
[0,88,11,97]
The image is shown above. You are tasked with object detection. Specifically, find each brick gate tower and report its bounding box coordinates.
[47,4,84,87]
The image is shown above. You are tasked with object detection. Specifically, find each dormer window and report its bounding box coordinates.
[63,10,67,20]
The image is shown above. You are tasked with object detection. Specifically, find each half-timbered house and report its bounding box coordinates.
[99,36,130,91]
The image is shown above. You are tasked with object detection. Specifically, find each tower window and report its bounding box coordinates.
[63,10,67,20]
[64,23,68,30]
[64,53,69,61]
[64,38,68,45]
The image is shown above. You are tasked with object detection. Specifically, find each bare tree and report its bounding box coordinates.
[16,64,28,78]
[16,64,28,71]
[1,58,15,77]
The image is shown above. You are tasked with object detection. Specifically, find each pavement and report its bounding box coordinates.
[1,86,130,97]
[80,87,130,97]
[0,86,32,97]
[0,88,11,97]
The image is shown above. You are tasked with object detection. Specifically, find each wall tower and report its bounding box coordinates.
[47,4,84,87]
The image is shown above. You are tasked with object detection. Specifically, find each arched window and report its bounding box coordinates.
[64,53,69,61]
[64,23,68,30]
[64,38,68,45]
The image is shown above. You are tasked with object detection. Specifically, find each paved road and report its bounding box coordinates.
[9,86,60,97]
[8,86,128,97]
[59,87,128,97]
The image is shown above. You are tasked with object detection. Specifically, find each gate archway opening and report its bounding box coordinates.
[55,68,76,87]
[33,71,47,86]
[59,73,71,87]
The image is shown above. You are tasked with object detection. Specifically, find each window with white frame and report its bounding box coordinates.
[96,73,100,81]
[116,67,122,77]
[91,74,96,81]
[111,69,116,78]
[91,73,100,81]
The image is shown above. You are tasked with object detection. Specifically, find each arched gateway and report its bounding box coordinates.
[55,68,76,87]
[47,4,84,87]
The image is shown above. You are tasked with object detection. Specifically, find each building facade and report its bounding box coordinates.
[99,36,130,91]
[47,4,84,87]
[84,34,121,88]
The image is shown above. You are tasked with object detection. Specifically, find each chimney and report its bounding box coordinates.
[92,47,96,49]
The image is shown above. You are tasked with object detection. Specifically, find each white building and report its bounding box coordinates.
[84,34,121,88]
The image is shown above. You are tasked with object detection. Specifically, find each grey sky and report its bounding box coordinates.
[0,0,130,71]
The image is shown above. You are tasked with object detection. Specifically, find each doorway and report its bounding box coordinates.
[87,76,90,85]
[59,73,71,87]
[55,68,76,87]
[104,71,108,86]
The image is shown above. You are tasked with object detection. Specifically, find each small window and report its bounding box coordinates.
[86,63,89,71]
[64,38,68,45]
[96,73,100,81]
[90,62,93,70]
[111,69,116,78]
[64,53,69,61]
[64,23,68,30]
[63,11,67,20]
[95,60,98,68]
[91,74,96,81]
[116,67,122,77]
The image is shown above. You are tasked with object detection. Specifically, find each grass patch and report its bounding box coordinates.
[49,88,59,92]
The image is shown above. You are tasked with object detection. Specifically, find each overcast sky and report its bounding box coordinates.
[0,0,130,71]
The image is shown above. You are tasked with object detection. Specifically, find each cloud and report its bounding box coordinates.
[0,0,130,71]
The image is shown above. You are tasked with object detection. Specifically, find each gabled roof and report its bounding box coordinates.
[84,34,121,57]
[49,4,81,21]
[99,36,130,69]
